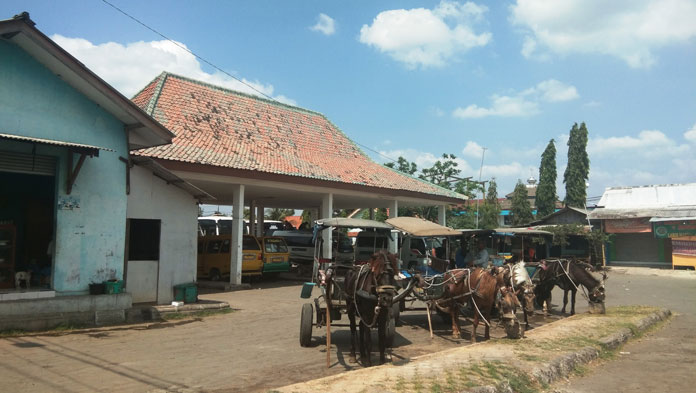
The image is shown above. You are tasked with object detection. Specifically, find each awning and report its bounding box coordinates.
[386,216,462,237]
[649,217,696,223]
[494,227,553,236]
[0,133,114,156]
[314,217,392,230]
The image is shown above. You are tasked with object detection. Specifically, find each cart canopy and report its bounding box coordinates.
[314,217,393,230]
[386,216,461,237]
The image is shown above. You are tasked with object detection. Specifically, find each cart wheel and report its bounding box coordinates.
[385,312,396,348]
[300,303,313,347]
[209,268,221,282]
[391,303,401,327]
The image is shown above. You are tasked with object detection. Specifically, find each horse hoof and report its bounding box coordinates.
[349,356,357,364]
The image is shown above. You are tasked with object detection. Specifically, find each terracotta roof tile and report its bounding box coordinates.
[132,72,465,202]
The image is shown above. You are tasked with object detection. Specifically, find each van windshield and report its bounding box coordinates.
[243,236,260,250]
[282,234,314,247]
[264,238,288,253]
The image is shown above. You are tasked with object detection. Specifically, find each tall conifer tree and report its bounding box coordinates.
[511,180,534,226]
[536,139,557,217]
[564,122,590,208]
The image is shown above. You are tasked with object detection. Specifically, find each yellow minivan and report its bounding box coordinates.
[197,235,263,281]
[259,236,291,274]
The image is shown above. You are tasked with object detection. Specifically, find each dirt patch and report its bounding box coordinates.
[275,306,668,393]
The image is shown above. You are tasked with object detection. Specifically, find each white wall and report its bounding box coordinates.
[127,165,198,304]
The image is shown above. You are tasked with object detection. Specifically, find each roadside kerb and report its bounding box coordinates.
[275,308,672,393]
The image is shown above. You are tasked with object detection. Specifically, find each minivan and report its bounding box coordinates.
[197,234,263,281]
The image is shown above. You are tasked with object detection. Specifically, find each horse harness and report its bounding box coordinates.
[547,259,592,301]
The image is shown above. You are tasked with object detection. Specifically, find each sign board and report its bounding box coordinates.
[653,221,696,239]
[605,218,652,233]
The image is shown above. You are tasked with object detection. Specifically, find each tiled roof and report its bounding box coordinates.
[132,72,466,202]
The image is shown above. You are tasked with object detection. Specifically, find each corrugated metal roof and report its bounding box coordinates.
[597,183,696,209]
[589,207,696,220]
[0,133,114,152]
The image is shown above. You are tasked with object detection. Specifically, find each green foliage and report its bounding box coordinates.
[361,208,388,222]
[480,179,500,229]
[536,139,557,217]
[510,180,534,226]
[564,122,590,208]
[542,224,613,247]
[265,208,294,221]
[385,156,418,175]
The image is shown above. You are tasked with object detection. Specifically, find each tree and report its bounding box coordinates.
[510,180,534,226]
[564,122,590,208]
[384,156,418,175]
[536,139,557,218]
[266,208,294,221]
[480,179,500,229]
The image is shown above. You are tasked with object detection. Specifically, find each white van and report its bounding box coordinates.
[270,230,315,264]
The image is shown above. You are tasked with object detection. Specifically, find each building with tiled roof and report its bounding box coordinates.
[132,72,466,205]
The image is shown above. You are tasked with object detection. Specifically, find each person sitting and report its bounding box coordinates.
[465,240,489,268]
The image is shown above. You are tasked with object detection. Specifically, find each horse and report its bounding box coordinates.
[534,259,606,315]
[500,262,536,330]
[435,267,502,343]
[497,286,524,338]
[344,251,399,366]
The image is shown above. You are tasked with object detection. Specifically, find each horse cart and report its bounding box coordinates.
[298,218,416,366]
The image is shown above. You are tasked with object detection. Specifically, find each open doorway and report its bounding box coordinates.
[0,171,55,291]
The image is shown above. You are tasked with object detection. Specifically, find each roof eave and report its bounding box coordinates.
[0,16,174,150]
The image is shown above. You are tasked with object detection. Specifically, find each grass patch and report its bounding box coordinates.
[161,308,234,321]
[0,329,26,337]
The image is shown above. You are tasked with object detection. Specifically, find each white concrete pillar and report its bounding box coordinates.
[438,204,447,227]
[249,200,256,236]
[230,184,245,285]
[257,205,265,237]
[321,193,333,259]
[388,200,398,254]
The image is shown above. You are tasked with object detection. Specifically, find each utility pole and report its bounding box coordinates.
[475,147,487,229]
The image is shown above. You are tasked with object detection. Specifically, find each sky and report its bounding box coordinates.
[3,0,695,202]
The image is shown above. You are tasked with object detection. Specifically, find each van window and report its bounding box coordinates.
[219,220,232,235]
[207,240,222,253]
[199,219,217,236]
[198,240,204,254]
[243,236,260,250]
[282,235,314,247]
[356,235,388,249]
[221,239,231,253]
[264,238,288,253]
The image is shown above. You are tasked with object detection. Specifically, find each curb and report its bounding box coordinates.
[528,308,671,390]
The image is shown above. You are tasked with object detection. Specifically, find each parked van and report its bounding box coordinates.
[354,230,391,261]
[259,236,291,273]
[271,230,315,265]
[197,216,282,236]
[197,235,263,280]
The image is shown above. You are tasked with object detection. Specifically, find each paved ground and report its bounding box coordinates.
[552,268,696,393]
[0,267,693,393]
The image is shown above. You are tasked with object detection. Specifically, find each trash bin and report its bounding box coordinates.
[173,283,198,303]
[104,279,123,294]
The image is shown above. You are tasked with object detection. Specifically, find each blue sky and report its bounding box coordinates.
[3,0,695,201]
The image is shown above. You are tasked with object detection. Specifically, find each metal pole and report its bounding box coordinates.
[475,147,487,229]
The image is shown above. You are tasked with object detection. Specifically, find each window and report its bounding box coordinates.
[221,239,231,253]
[128,219,160,260]
[264,238,288,253]
[243,236,260,250]
[207,240,222,254]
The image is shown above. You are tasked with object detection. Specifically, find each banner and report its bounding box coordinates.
[653,221,696,239]
[604,218,652,233]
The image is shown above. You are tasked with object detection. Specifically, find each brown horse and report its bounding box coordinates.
[436,267,502,343]
[534,259,606,315]
[344,251,399,366]
[497,286,524,338]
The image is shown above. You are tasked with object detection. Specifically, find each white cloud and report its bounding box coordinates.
[359,0,491,68]
[310,13,336,36]
[510,0,696,68]
[589,130,689,156]
[453,79,577,119]
[52,35,296,105]
[685,123,696,143]
[462,141,484,158]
